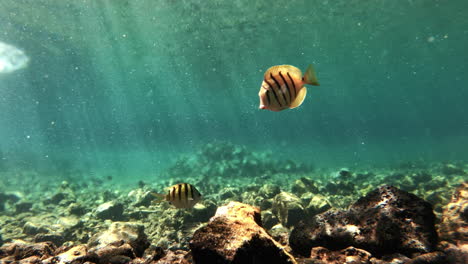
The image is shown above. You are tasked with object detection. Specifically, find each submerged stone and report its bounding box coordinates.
[190,201,296,264]
[272,192,306,228]
[88,221,150,258]
[290,185,438,257]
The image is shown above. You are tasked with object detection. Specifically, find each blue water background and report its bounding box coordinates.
[0,0,467,183]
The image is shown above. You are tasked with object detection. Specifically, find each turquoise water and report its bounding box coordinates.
[0,0,467,183]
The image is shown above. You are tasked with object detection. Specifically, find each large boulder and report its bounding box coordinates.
[290,185,438,257]
[190,201,296,264]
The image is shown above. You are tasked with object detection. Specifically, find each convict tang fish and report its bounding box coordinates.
[258,64,319,111]
[152,183,202,209]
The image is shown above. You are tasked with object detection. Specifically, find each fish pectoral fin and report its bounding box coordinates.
[303,64,320,86]
[290,87,307,109]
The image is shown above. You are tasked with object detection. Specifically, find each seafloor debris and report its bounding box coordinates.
[0,144,467,263]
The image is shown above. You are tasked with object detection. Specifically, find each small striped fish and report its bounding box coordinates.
[152,183,202,209]
[258,64,319,112]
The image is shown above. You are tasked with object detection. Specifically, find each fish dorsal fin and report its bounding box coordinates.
[290,87,307,109]
[303,64,320,86]
[264,65,302,79]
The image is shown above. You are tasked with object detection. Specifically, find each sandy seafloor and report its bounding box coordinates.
[0,142,466,262]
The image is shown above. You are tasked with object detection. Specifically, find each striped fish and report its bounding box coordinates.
[152,183,202,209]
[258,64,319,112]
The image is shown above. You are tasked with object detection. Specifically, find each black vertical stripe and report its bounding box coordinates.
[287,72,296,99]
[184,183,189,200]
[279,71,292,105]
[270,73,288,106]
[177,184,182,201]
[265,90,271,106]
[264,79,282,107]
[171,187,176,201]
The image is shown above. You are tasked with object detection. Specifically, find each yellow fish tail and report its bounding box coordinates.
[303,64,320,86]
[150,192,166,203]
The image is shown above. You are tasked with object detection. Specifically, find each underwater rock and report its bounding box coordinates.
[34,233,66,246]
[89,241,134,264]
[324,180,355,195]
[336,168,352,179]
[438,241,468,264]
[305,194,331,217]
[291,177,319,196]
[88,222,149,258]
[269,224,290,246]
[0,240,56,261]
[219,187,240,201]
[259,183,281,198]
[261,210,279,230]
[272,192,306,228]
[67,202,87,216]
[95,201,124,221]
[44,245,92,264]
[128,189,155,207]
[15,201,33,213]
[191,201,217,223]
[441,164,465,176]
[304,246,372,264]
[439,181,468,243]
[142,245,166,262]
[289,185,438,257]
[154,249,192,264]
[23,221,50,235]
[189,201,296,264]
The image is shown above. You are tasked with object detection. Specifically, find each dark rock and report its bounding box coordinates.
[324,180,355,195]
[272,192,306,227]
[191,200,217,223]
[0,241,56,260]
[190,201,296,264]
[23,222,50,235]
[290,185,438,257]
[34,233,66,246]
[143,245,166,262]
[405,251,447,264]
[305,194,331,216]
[15,201,33,213]
[269,224,290,246]
[154,249,192,264]
[439,241,468,264]
[261,210,279,230]
[291,178,319,196]
[219,188,240,200]
[95,201,124,220]
[439,182,468,243]
[67,202,87,215]
[441,164,465,176]
[336,168,352,179]
[128,189,155,207]
[259,184,281,198]
[306,246,372,264]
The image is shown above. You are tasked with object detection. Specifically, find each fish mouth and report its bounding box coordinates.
[259,105,266,109]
